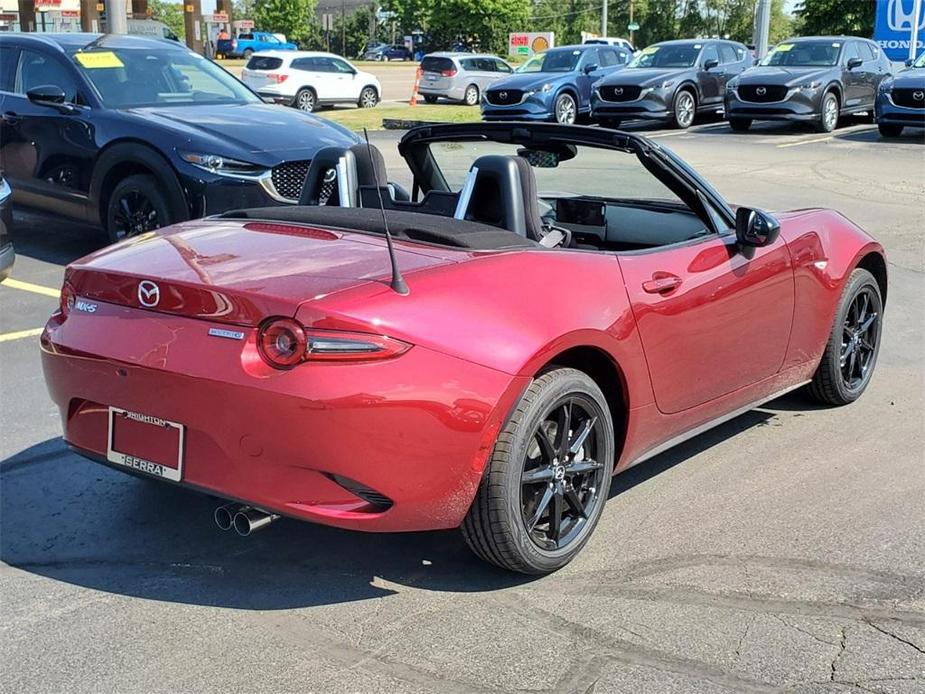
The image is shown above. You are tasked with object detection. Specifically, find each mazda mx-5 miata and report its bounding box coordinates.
[41,123,887,574]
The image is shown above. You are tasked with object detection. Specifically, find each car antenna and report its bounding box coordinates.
[363,127,409,296]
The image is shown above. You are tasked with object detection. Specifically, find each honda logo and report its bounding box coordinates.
[756,87,767,95]
[137,280,160,308]
[914,91,925,101]
[887,0,925,31]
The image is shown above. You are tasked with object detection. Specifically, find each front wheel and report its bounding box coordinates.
[817,91,839,133]
[358,86,379,108]
[671,89,696,129]
[463,84,480,106]
[461,368,615,574]
[808,268,883,405]
[878,122,903,137]
[729,118,751,132]
[553,93,577,124]
[105,174,175,244]
[598,117,622,129]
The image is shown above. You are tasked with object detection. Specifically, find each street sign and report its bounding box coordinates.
[874,0,924,61]
[627,22,639,31]
[508,32,554,58]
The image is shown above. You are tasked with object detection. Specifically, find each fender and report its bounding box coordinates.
[557,85,582,112]
[89,141,190,226]
[673,80,700,108]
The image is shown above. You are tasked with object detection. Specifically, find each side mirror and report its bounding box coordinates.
[583,63,599,74]
[905,58,914,67]
[736,207,780,248]
[847,57,863,70]
[703,58,719,71]
[26,85,76,113]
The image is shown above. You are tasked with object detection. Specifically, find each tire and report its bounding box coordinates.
[423,94,438,104]
[807,268,883,406]
[105,174,175,244]
[358,86,379,108]
[598,117,622,129]
[463,84,480,106]
[553,92,577,124]
[729,118,751,132]
[242,48,253,59]
[295,87,317,112]
[878,122,903,137]
[671,89,696,129]
[461,367,615,574]
[816,91,839,133]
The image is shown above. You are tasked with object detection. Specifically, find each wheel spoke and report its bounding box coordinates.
[534,430,556,464]
[522,466,554,484]
[564,487,588,519]
[567,459,603,476]
[548,491,564,543]
[569,416,596,455]
[526,485,554,531]
[847,348,857,382]
[120,197,132,218]
[859,311,877,334]
[556,401,572,459]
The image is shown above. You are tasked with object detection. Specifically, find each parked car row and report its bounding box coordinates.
[479,36,922,137]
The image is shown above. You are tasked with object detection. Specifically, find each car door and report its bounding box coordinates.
[474,58,498,93]
[0,46,97,220]
[617,204,794,415]
[576,48,607,108]
[857,42,883,107]
[302,57,334,99]
[717,43,744,91]
[330,57,361,100]
[841,41,866,107]
[697,43,722,105]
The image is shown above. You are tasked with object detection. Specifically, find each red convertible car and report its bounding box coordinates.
[41,123,886,574]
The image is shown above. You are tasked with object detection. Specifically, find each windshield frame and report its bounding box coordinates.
[912,52,925,68]
[68,45,262,109]
[759,40,844,68]
[517,48,585,74]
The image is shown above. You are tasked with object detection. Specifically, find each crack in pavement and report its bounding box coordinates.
[863,618,925,656]
[830,627,848,682]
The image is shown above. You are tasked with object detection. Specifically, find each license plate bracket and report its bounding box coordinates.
[107,407,185,482]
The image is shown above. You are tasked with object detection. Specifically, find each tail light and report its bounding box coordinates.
[267,73,288,83]
[441,68,457,77]
[257,318,411,369]
[59,281,76,318]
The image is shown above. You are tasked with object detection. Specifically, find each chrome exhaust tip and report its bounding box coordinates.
[214,503,247,531]
[233,507,280,536]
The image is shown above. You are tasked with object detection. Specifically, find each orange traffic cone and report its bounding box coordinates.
[410,67,422,106]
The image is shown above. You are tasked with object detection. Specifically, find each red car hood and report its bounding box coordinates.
[66,219,462,326]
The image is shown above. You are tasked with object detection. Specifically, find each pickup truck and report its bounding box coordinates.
[216,32,296,59]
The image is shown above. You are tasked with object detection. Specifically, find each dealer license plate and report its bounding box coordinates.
[107,407,185,482]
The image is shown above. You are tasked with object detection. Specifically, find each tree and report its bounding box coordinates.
[149,0,185,40]
[428,0,531,53]
[794,0,874,37]
[253,0,317,45]
[308,6,377,58]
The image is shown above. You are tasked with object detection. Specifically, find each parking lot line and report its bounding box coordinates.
[776,135,834,149]
[3,278,60,298]
[0,327,44,343]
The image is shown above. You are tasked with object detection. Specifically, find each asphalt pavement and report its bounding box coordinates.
[1,119,924,693]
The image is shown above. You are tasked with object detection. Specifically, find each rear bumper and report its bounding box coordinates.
[419,84,467,101]
[41,303,523,533]
[724,90,821,121]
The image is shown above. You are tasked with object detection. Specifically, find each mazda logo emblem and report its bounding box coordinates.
[138,280,160,308]
[615,87,623,95]
[756,87,767,95]
[499,91,507,100]
[914,91,924,101]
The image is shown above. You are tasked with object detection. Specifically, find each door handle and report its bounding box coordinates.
[642,274,682,294]
[2,111,21,125]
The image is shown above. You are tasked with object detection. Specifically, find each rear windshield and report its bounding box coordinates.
[246,56,283,71]
[421,57,455,73]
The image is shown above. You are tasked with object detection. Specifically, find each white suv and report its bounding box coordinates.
[242,51,381,112]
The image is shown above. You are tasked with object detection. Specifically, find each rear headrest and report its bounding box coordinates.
[349,143,388,188]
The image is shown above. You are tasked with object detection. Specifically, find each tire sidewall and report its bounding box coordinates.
[820,92,839,132]
[825,270,883,403]
[105,174,173,244]
[296,88,316,112]
[359,86,378,108]
[672,89,696,129]
[554,93,577,124]
[464,84,479,106]
[495,369,615,573]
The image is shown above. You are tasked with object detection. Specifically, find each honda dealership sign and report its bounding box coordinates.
[874,0,925,61]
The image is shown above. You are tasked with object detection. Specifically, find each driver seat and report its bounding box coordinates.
[454,155,544,241]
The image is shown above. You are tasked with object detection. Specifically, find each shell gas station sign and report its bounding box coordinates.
[508,32,554,58]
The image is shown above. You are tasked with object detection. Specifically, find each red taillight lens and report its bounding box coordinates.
[441,68,457,77]
[267,73,288,83]
[59,282,76,318]
[257,318,306,369]
[257,320,411,369]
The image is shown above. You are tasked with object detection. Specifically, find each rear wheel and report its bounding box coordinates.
[729,118,751,132]
[671,89,696,129]
[808,268,883,405]
[295,87,317,112]
[242,48,253,59]
[554,93,577,124]
[358,86,379,108]
[817,91,839,133]
[878,122,903,137]
[423,94,438,104]
[461,368,615,574]
[463,84,480,106]
[105,174,175,244]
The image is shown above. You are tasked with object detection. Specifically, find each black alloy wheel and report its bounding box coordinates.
[878,123,903,137]
[728,118,751,132]
[106,174,173,244]
[808,268,883,405]
[462,367,615,574]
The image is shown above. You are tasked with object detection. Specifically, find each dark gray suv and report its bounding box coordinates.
[590,39,752,129]
[724,36,891,133]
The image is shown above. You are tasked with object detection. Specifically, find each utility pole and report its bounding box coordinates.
[105,0,127,32]
[341,0,346,56]
[602,0,607,37]
[911,0,923,62]
[754,0,771,59]
[629,0,635,46]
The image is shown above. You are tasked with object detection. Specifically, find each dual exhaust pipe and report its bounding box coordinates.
[214,503,279,536]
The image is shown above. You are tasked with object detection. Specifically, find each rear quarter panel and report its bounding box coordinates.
[778,208,886,368]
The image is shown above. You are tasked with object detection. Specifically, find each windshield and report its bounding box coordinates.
[760,41,842,67]
[70,47,259,108]
[628,44,701,68]
[913,52,925,68]
[517,49,583,73]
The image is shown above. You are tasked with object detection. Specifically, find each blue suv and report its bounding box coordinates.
[481,45,630,124]
[875,51,925,137]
